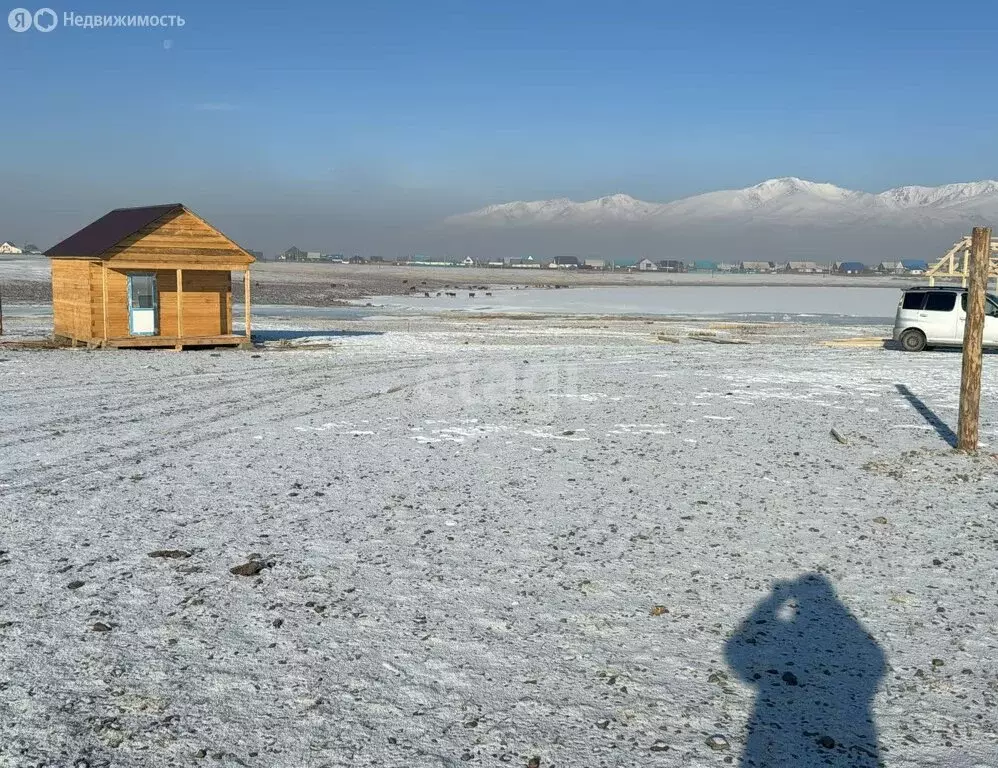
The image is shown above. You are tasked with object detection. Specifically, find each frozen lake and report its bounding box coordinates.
[366,285,902,324]
[2,285,903,328]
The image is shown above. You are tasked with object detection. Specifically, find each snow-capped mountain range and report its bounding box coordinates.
[446,178,998,227]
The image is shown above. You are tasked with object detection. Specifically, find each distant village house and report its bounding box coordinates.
[506,256,541,268]
[783,261,826,274]
[550,256,580,269]
[902,259,928,275]
[877,260,928,275]
[740,261,775,273]
[656,259,685,273]
[835,261,867,274]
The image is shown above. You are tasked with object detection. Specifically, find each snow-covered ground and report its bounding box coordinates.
[1,322,997,767]
[0,255,50,281]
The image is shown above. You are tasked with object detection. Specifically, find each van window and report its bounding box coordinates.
[959,294,998,317]
[923,292,956,312]
[902,292,925,310]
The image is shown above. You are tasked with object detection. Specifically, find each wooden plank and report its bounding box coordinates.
[224,276,232,334]
[820,337,889,348]
[106,254,252,267]
[103,268,131,337]
[118,229,233,242]
[243,269,251,339]
[101,262,109,341]
[89,262,102,339]
[102,261,249,271]
[957,226,991,452]
[107,240,232,254]
[107,246,244,257]
[112,232,231,245]
[176,268,184,350]
[106,334,246,348]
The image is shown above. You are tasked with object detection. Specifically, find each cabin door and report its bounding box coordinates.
[127,273,158,335]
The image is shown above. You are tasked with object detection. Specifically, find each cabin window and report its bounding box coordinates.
[901,292,925,310]
[127,273,159,336]
[130,274,156,309]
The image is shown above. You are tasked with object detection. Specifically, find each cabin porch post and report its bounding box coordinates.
[243,269,252,342]
[175,268,184,351]
[101,261,110,344]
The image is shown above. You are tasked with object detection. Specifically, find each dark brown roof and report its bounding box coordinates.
[45,204,184,258]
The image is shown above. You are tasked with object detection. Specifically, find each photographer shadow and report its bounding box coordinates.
[724,573,885,767]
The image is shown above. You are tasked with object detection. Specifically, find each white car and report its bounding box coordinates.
[894,286,998,352]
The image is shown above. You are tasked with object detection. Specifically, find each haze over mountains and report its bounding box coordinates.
[448,178,998,227]
[5,178,995,264]
[441,178,998,263]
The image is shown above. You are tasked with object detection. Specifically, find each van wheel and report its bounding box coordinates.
[900,329,927,352]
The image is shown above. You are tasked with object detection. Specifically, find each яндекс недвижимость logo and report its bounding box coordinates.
[8,7,57,31]
[8,8,184,31]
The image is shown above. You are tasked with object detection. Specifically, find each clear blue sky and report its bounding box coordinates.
[3,0,997,250]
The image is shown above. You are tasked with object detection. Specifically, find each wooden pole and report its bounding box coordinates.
[175,268,184,351]
[0,283,4,336]
[957,226,991,452]
[243,269,251,340]
[101,262,110,343]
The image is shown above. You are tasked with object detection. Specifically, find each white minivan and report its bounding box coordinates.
[894,286,998,351]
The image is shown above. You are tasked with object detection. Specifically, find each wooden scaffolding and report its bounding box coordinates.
[926,235,998,288]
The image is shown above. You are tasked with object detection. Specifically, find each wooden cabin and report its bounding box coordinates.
[45,204,254,349]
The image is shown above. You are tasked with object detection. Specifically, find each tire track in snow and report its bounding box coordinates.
[0,359,480,491]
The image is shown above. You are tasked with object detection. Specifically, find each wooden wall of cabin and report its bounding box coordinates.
[51,259,94,341]
[99,268,232,338]
[99,267,131,338]
[172,270,232,336]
